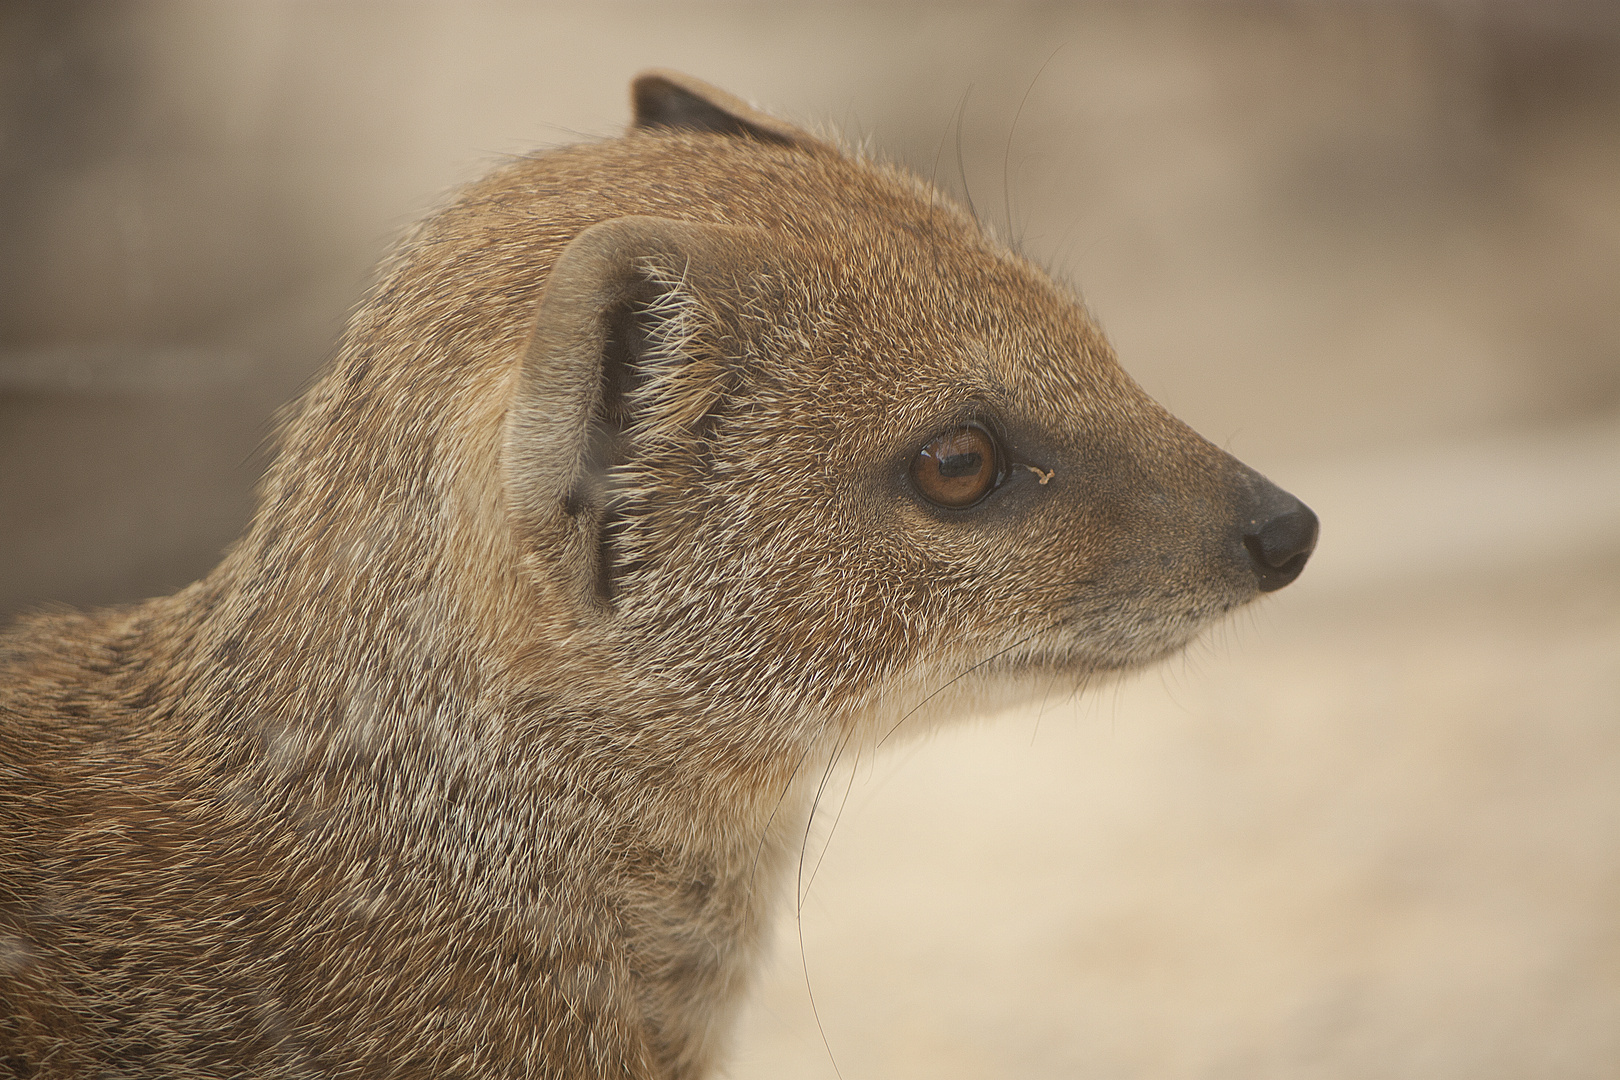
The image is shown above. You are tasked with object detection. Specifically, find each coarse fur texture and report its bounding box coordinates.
[0,72,1317,1078]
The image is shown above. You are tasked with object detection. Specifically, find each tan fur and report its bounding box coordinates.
[0,73,1315,1078]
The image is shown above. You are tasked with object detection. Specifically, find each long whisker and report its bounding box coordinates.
[954,85,978,225]
[798,728,855,915]
[794,727,854,1080]
[796,902,845,1080]
[748,737,820,897]
[803,737,862,901]
[930,96,955,198]
[1003,44,1066,248]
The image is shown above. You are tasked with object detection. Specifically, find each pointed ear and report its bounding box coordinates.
[630,70,822,150]
[503,215,774,603]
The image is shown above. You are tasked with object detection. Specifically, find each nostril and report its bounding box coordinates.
[1248,509,1317,569]
[1243,501,1319,592]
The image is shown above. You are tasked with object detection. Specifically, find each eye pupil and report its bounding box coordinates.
[937,451,982,479]
[910,424,1000,508]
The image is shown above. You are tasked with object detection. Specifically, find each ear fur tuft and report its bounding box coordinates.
[630,70,818,149]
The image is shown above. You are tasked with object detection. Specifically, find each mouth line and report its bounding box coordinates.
[972,601,1243,680]
[974,637,1187,681]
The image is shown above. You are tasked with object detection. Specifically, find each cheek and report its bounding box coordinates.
[882,520,1059,642]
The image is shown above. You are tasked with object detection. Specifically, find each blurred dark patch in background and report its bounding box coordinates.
[1,1,354,612]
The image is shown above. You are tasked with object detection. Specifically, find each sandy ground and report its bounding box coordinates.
[2,3,1616,1076]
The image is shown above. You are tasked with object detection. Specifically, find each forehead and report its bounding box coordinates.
[606,136,1139,443]
[754,218,1129,441]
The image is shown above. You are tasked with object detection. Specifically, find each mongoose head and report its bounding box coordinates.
[0,71,1319,1080]
[248,71,1317,793]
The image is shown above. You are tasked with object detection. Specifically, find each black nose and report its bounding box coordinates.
[1241,490,1319,592]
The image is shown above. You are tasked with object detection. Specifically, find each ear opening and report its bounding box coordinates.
[584,280,667,604]
[504,216,776,611]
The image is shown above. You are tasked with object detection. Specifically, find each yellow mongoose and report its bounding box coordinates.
[0,72,1316,1078]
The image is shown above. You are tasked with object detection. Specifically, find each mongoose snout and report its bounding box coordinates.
[0,70,1318,1080]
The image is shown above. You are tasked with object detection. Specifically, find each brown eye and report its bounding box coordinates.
[911,424,1000,508]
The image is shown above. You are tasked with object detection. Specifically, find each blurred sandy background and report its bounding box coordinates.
[2,2,1616,1077]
